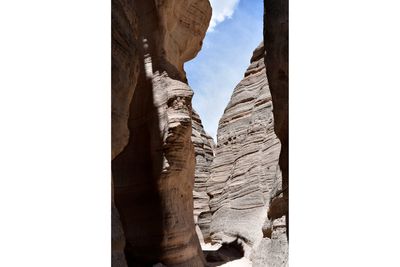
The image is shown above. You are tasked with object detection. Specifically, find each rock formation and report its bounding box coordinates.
[111,0,289,265]
[112,0,140,266]
[264,0,289,239]
[191,110,215,243]
[111,0,211,266]
[206,42,282,254]
[201,42,288,266]
[261,0,289,265]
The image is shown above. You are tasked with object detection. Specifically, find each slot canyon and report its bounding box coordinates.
[111,0,288,266]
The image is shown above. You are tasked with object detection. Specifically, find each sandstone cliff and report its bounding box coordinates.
[111,0,211,266]
[204,42,288,266]
[112,1,140,266]
[111,0,289,265]
[264,0,289,239]
[261,1,289,265]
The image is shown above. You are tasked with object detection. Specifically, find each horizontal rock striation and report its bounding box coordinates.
[191,110,215,243]
[111,0,212,266]
[207,42,282,255]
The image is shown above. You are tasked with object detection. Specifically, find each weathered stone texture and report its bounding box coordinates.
[264,0,289,237]
[112,0,140,160]
[111,0,140,266]
[191,110,215,242]
[111,0,212,266]
[156,0,212,78]
[207,42,282,255]
[251,217,288,267]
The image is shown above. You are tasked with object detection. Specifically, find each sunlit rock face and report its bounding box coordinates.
[111,0,211,266]
[191,110,215,243]
[155,0,213,79]
[207,42,282,256]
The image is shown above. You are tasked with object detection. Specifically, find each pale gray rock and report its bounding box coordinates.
[191,110,215,242]
[205,42,288,264]
[252,216,288,267]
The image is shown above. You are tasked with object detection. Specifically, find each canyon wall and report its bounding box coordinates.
[112,0,139,266]
[207,42,281,252]
[111,0,211,266]
[202,42,288,266]
[111,0,289,265]
[191,110,215,243]
[264,0,289,238]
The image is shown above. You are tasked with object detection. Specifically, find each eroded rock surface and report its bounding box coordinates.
[192,110,215,243]
[264,0,289,239]
[207,42,282,255]
[252,216,288,267]
[111,0,212,266]
[197,42,289,266]
[112,0,140,265]
[258,0,289,265]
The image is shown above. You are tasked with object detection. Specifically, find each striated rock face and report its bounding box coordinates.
[111,0,211,266]
[207,42,282,256]
[191,110,215,243]
[155,0,212,79]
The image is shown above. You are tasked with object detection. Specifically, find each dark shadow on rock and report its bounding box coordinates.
[112,0,166,265]
[203,240,244,267]
[264,0,289,240]
[112,50,164,266]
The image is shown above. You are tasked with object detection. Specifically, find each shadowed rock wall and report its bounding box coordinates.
[264,0,289,235]
[112,0,140,266]
[111,0,211,266]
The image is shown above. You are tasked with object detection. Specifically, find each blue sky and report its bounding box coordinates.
[185,0,264,140]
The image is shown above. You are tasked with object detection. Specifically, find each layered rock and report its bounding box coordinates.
[207,42,282,258]
[111,0,212,266]
[191,110,215,243]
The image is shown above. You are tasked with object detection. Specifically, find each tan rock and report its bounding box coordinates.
[255,0,289,265]
[111,0,211,266]
[156,0,213,78]
[111,0,140,266]
[112,0,140,160]
[264,0,289,238]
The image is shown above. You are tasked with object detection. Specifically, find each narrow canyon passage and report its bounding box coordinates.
[111,0,288,266]
[191,42,288,267]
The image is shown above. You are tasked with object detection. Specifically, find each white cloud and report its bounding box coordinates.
[208,0,240,32]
